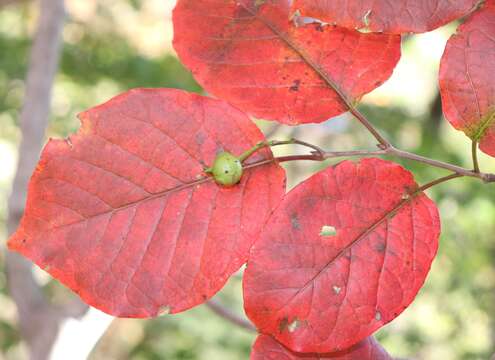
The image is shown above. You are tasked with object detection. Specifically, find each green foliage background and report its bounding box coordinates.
[0,2,494,359]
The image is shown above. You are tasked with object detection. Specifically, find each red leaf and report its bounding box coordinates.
[243,158,439,353]
[292,0,477,34]
[251,334,392,360]
[173,0,401,125]
[7,88,286,318]
[439,0,495,157]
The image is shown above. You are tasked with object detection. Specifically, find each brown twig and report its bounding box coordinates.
[205,300,256,332]
[385,146,494,183]
[245,145,495,184]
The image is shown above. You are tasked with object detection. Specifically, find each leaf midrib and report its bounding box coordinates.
[239,3,352,109]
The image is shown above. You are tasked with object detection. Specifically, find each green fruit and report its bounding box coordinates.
[207,152,243,186]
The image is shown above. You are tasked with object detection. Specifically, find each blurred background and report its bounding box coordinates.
[0,1,494,359]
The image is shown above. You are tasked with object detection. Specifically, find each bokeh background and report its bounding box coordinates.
[0,1,494,359]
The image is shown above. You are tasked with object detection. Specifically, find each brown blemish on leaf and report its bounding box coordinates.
[374,242,386,253]
[278,317,289,333]
[291,213,300,230]
[195,132,205,145]
[289,79,301,92]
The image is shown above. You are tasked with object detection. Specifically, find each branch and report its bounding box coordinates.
[205,300,256,332]
[0,0,29,7]
[385,146,494,182]
[5,1,71,359]
[244,145,495,184]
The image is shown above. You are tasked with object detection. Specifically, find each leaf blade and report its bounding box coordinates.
[243,158,440,353]
[439,1,495,157]
[8,88,286,318]
[173,0,401,124]
[251,334,392,360]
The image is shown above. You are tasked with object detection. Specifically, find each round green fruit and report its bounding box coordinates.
[208,152,243,186]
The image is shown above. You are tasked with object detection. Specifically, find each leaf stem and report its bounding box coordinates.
[472,140,480,173]
[238,138,325,162]
[416,173,464,193]
[350,108,392,149]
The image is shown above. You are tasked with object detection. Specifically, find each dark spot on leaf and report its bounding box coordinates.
[291,213,300,230]
[375,242,386,253]
[289,79,301,92]
[314,23,324,32]
[278,317,288,333]
[195,132,205,145]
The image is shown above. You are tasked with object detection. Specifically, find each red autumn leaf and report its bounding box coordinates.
[291,0,478,34]
[243,158,440,353]
[439,0,495,157]
[172,0,401,125]
[251,334,392,360]
[7,88,286,318]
